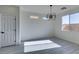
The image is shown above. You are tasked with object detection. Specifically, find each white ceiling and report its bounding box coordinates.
[20,5,79,14]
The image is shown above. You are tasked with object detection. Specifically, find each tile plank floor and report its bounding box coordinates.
[0,37,79,54]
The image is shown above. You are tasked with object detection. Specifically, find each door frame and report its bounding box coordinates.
[0,14,2,48]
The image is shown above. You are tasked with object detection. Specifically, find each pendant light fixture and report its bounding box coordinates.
[43,5,56,21]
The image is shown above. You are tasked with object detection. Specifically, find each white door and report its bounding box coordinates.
[1,14,16,47]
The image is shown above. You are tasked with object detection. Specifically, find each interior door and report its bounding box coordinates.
[1,14,16,47]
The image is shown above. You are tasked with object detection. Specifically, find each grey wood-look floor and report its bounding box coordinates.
[0,37,79,54]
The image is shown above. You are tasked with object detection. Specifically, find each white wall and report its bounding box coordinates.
[54,9,79,44]
[20,10,54,41]
[0,6,20,46]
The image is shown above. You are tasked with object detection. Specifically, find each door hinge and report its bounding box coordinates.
[15,18,16,20]
[15,29,16,31]
[14,40,16,42]
[13,29,16,31]
[14,17,16,20]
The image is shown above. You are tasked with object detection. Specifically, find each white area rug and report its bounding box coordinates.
[24,40,61,52]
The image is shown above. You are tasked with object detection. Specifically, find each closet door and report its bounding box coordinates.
[1,14,16,47]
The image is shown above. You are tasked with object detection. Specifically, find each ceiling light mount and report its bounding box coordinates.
[30,16,39,19]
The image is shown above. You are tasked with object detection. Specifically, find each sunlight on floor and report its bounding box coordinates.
[24,40,61,53]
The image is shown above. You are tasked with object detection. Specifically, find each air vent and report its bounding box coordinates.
[61,7,67,10]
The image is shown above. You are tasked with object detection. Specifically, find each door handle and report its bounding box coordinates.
[1,32,4,34]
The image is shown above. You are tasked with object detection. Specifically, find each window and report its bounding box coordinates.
[62,15,70,31]
[62,12,79,31]
[70,13,79,31]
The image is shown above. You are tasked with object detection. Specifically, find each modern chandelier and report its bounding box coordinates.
[43,5,56,21]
